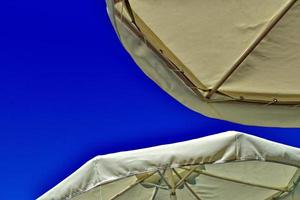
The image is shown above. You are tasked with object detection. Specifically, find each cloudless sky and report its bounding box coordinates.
[0,0,299,199]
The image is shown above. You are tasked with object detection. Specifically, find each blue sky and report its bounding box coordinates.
[0,0,299,199]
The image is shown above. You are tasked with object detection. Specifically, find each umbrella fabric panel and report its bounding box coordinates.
[101,184,154,200]
[71,188,99,200]
[56,161,299,200]
[73,176,138,200]
[153,187,198,200]
[221,1,300,102]
[168,162,297,200]
[207,101,300,127]
[72,177,155,200]
[107,2,300,127]
[127,0,300,103]
[203,161,298,189]
[129,0,289,90]
[38,132,300,199]
[97,177,137,199]
[185,161,299,200]
[189,173,278,200]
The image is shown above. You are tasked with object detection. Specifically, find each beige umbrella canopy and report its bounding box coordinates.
[38,132,300,200]
[106,0,300,127]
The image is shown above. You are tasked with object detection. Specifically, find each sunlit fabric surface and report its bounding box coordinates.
[38,131,300,200]
[106,0,300,127]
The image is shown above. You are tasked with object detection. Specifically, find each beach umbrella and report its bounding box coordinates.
[106,0,300,127]
[38,131,300,200]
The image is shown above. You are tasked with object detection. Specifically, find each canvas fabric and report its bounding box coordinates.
[103,0,300,127]
[128,0,300,102]
[38,131,300,200]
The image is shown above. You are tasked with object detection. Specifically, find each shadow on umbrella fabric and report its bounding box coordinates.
[106,0,300,127]
[38,131,300,200]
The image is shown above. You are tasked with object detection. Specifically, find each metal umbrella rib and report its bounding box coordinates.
[172,169,202,200]
[109,171,158,200]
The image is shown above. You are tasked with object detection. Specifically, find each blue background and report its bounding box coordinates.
[0,0,299,199]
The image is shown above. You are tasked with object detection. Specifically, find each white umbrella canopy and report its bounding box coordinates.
[106,0,300,127]
[38,131,300,200]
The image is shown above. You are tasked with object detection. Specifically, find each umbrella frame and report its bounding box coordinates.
[111,0,300,106]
